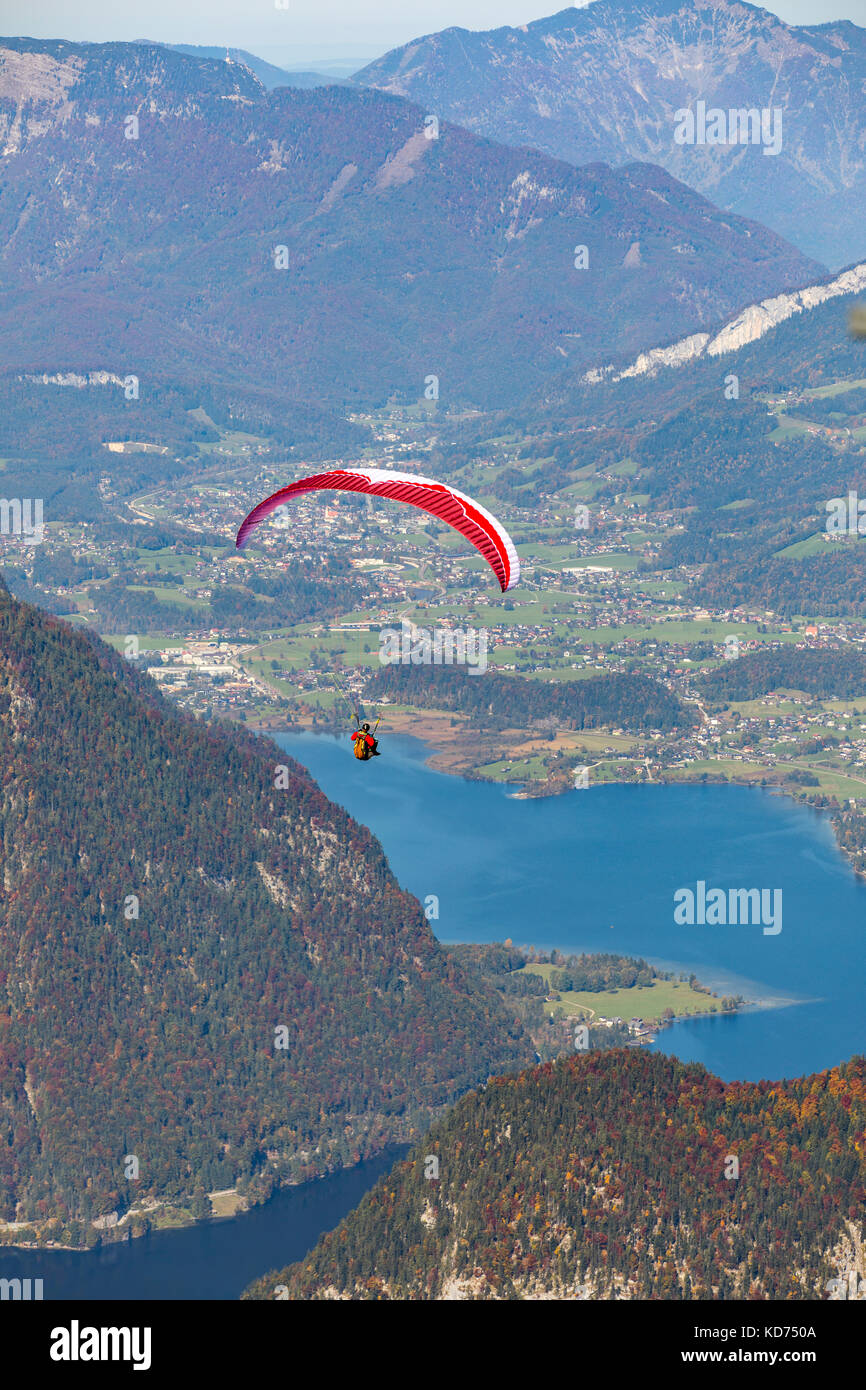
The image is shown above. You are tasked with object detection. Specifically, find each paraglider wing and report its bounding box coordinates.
[235,468,519,592]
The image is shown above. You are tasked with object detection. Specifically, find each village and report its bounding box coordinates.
[6,401,866,809]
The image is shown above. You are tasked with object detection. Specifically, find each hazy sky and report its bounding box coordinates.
[6,1,866,69]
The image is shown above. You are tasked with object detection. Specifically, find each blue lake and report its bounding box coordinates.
[0,1149,405,1300]
[278,730,866,1084]
[7,727,864,1298]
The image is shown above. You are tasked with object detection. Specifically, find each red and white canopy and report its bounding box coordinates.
[236,467,520,593]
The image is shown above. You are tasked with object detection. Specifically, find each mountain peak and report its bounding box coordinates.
[0,35,818,419]
[355,0,866,267]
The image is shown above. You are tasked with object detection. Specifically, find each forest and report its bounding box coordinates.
[367,665,697,733]
[0,584,532,1243]
[700,646,866,703]
[631,389,866,618]
[245,1049,866,1300]
[0,372,366,476]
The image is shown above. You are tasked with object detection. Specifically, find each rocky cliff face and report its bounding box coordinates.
[356,0,866,269]
[584,260,866,384]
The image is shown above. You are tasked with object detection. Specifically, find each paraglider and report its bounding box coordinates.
[235,467,520,593]
[333,670,382,765]
[351,722,380,761]
[236,468,519,763]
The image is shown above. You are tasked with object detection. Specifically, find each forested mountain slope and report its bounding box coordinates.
[0,37,820,422]
[0,585,530,1239]
[245,1049,866,1300]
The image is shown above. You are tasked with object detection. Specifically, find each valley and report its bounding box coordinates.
[12,363,866,886]
[1,2,866,1324]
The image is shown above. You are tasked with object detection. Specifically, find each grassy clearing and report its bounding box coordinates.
[729,699,807,718]
[559,619,774,645]
[134,549,200,575]
[802,378,866,400]
[521,964,725,1021]
[475,756,550,781]
[567,731,639,752]
[774,534,829,560]
[521,666,609,682]
[208,1190,247,1218]
[664,759,765,780]
[772,762,866,799]
[768,418,810,441]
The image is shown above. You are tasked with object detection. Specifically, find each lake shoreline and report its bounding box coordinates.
[0,1143,411,1256]
[259,714,866,890]
[276,729,866,1085]
[0,1148,411,1298]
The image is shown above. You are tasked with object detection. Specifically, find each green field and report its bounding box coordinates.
[521,665,609,682]
[567,732,638,752]
[244,629,379,670]
[476,755,549,781]
[665,758,763,780]
[772,761,866,799]
[802,377,866,400]
[556,619,774,646]
[133,549,201,575]
[767,416,811,441]
[729,699,807,718]
[522,964,727,1022]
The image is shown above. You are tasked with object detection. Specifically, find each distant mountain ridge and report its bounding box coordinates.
[356,0,866,268]
[0,36,821,426]
[137,41,346,89]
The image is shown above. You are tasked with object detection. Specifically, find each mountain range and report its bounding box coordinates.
[0,35,821,433]
[138,42,346,90]
[356,0,866,269]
